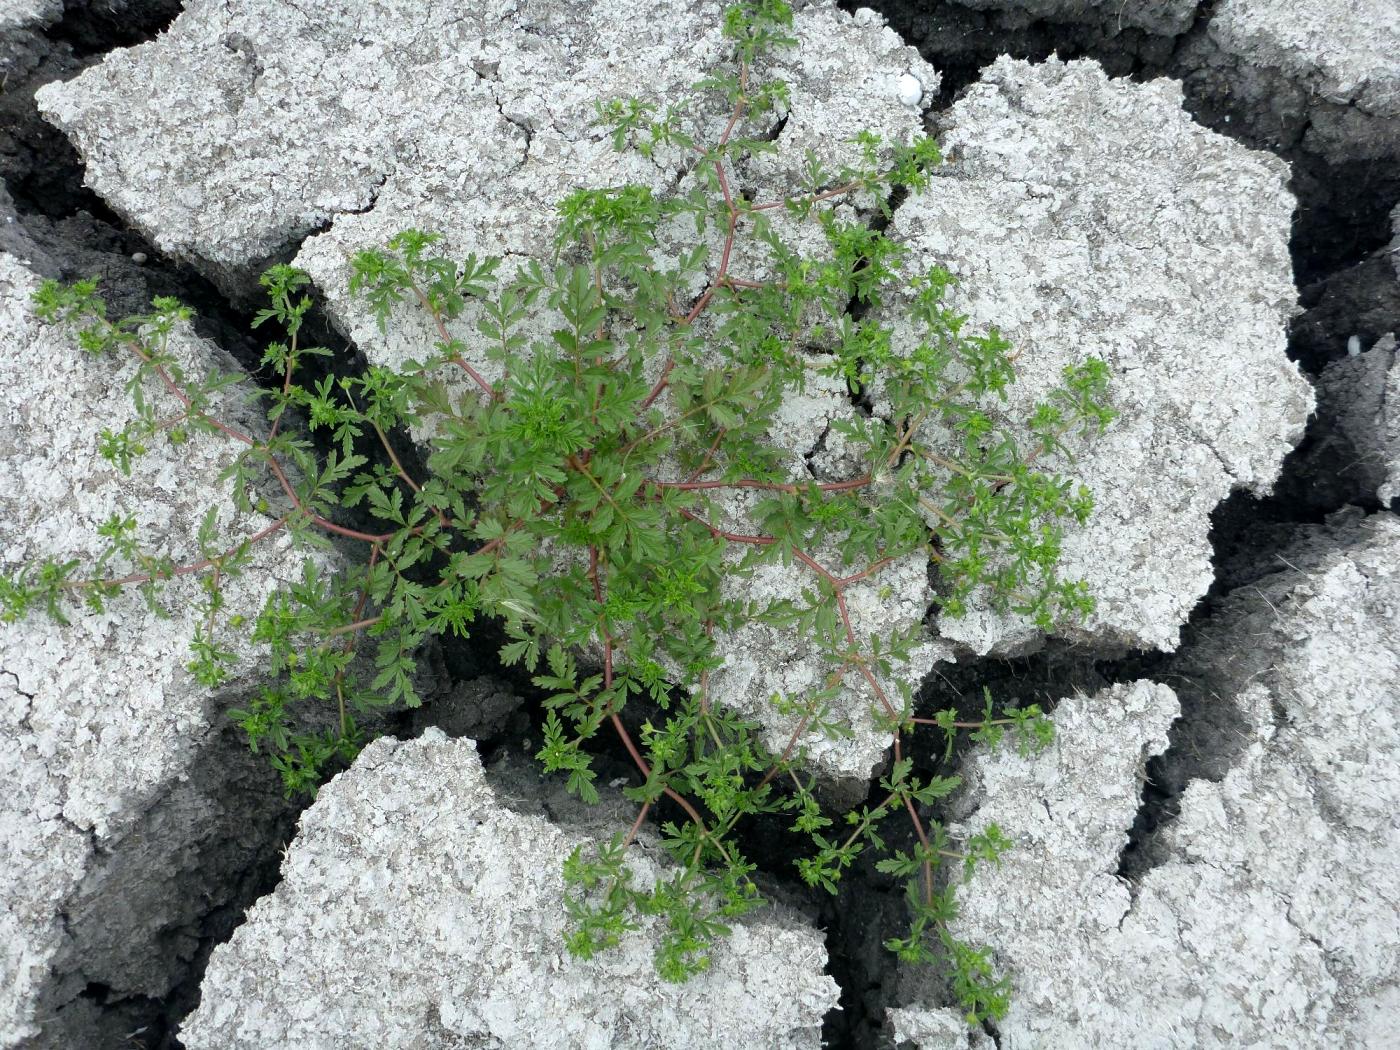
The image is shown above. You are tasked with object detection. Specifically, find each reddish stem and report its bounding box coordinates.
[588,543,730,860]
[408,284,497,400]
[136,345,257,447]
[322,615,383,640]
[651,475,871,494]
[638,70,750,414]
[267,342,296,441]
[894,735,936,905]
[608,711,722,854]
[261,456,395,544]
[683,429,728,484]
[677,508,775,547]
[750,180,862,213]
[67,517,289,590]
[623,801,652,848]
[125,338,402,546]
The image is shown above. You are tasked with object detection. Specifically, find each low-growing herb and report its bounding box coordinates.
[7,0,1114,1023]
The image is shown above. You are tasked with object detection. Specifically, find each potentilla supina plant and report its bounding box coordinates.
[4,0,1114,1024]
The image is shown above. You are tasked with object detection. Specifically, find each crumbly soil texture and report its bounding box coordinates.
[2,1,1397,1048]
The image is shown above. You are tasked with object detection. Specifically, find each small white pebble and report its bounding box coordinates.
[609,777,629,789]
[131,251,148,264]
[896,72,924,109]
[1348,335,1361,357]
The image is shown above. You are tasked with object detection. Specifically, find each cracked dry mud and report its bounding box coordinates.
[2,0,1398,1047]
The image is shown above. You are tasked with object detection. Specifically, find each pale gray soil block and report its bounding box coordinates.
[34,0,935,290]
[1178,0,1400,161]
[0,249,311,1047]
[180,730,840,1050]
[881,57,1312,657]
[894,513,1400,1047]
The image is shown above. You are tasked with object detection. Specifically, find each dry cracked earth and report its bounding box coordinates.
[1,0,1398,1048]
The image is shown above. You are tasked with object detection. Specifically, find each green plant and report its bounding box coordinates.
[6,0,1114,1023]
